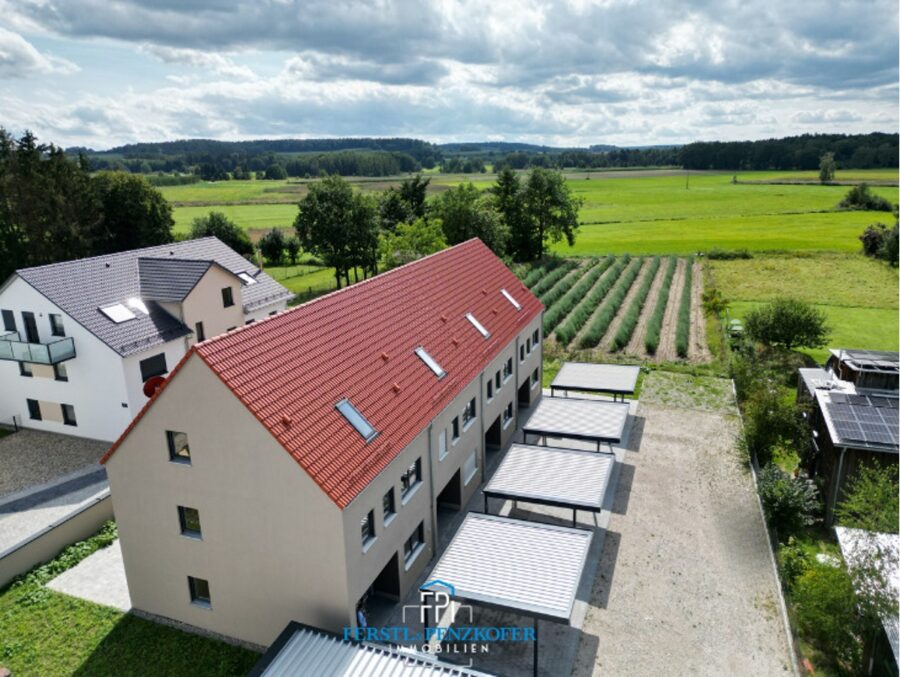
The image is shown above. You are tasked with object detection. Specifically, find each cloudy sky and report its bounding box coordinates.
[0,0,896,149]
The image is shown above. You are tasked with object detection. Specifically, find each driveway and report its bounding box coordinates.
[573,372,793,676]
[0,429,108,498]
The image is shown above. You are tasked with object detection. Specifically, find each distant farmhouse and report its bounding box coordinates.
[102,240,544,647]
[0,237,292,441]
[798,349,899,524]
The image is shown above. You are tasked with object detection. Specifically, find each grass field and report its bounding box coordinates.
[173,203,298,234]
[711,253,899,363]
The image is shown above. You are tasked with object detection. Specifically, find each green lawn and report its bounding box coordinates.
[735,168,898,183]
[265,264,339,295]
[173,203,299,235]
[0,526,258,676]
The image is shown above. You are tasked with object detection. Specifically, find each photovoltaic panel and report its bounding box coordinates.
[826,395,899,447]
[829,392,848,404]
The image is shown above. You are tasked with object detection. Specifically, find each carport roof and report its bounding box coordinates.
[550,362,640,395]
[250,622,488,676]
[422,512,592,622]
[521,397,630,445]
[484,443,615,511]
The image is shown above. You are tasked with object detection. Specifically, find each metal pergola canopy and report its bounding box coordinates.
[550,362,640,400]
[521,397,629,449]
[484,443,615,513]
[422,512,593,623]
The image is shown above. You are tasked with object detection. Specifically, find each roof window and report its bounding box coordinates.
[414,347,446,379]
[237,272,257,285]
[465,313,490,339]
[126,297,149,314]
[100,304,136,323]
[336,398,378,442]
[501,288,521,310]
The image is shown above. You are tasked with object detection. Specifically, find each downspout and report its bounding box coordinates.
[427,422,438,559]
[829,446,848,525]
[478,369,486,490]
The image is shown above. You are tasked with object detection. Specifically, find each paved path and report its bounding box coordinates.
[573,379,793,676]
[0,428,108,497]
[48,540,131,611]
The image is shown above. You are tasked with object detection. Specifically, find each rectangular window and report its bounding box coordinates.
[361,509,376,547]
[336,398,377,442]
[167,430,191,464]
[27,398,41,420]
[61,403,77,426]
[438,429,447,460]
[139,353,168,381]
[188,576,211,607]
[503,402,513,427]
[487,379,493,401]
[1,309,15,333]
[526,338,531,353]
[400,458,422,498]
[501,288,521,310]
[465,312,490,339]
[503,358,513,381]
[531,368,539,386]
[19,362,33,377]
[383,489,396,523]
[221,287,234,308]
[414,347,446,379]
[533,329,540,345]
[464,450,478,484]
[49,314,65,337]
[462,397,476,427]
[54,362,68,381]
[404,522,425,564]
[520,345,525,362]
[99,304,135,324]
[451,416,460,442]
[495,370,501,390]
[195,321,205,342]
[178,506,202,538]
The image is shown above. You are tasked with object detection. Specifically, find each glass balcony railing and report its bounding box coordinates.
[0,331,76,364]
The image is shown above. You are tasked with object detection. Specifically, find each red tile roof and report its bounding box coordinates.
[104,239,543,508]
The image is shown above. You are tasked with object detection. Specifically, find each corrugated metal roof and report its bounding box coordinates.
[105,240,543,509]
[835,527,899,664]
[14,237,292,357]
[138,257,216,302]
[425,513,592,621]
[521,398,629,444]
[258,624,488,676]
[550,362,640,395]
[484,443,614,510]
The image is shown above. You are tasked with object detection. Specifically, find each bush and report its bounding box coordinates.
[757,463,820,534]
[792,563,861,668]
[644,256,677,354]
[706,248,752,260]
[675,256,694,358]
[860,221,899,266]
[258,228,286,266]
[611,256,660,350]
[189,211,254,257]
[778,537,811,589]
[744,297,830,350]
[740,381,811,466]
[835,463,900,533]
[838,183,894,211]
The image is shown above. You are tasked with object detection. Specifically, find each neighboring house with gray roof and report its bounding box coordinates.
[0,237,292,441]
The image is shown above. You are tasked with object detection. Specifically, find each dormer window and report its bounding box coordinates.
[336,398,377,442]
[465,313,490,339]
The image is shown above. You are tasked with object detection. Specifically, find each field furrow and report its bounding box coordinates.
[624,259,667,355]
[601,258,654,350]
[688,261,712,362]
[570,256,632,346]
[656,258,687,361]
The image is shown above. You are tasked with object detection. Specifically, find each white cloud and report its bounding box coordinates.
[142,44,255,79]
[0,27,79,78]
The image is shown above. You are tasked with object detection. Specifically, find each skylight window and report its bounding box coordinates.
[414,347,446,379]
[237,272,257,285]
[501,288,521,310]
[465,313,491,339]
[336,398,378,442]
[126,297,149,314]
[100,304,136,323]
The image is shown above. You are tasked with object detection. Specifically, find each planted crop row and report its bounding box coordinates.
[522,259,563,288]
[531,260,577,297]
[675,256,694,358]
[644,256,678,354]
[578,257,644,349]
[543,255,615,335]
[555,255,630,346]
[539,259,596,308]
[610,256,661,351]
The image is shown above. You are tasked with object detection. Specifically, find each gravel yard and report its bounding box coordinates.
[0,429,108,497]
[574,372,792,676]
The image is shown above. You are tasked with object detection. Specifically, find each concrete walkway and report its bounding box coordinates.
[48,540,131,611]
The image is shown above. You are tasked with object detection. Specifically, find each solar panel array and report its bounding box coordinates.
[827,392,899,447]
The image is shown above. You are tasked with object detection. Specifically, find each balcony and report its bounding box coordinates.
[0,331,76,365]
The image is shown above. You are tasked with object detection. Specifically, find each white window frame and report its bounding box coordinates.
[465,313,490,339]
[415,347,446,379]
[501,288,521,310]
[438,429,448,461]
[463,450,478,485]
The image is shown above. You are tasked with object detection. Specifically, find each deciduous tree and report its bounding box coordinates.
[744,297,830,350]
[818,152,836,183]
[258,228,286,266]
[430,182,508,255]
[523,168,582,258]
[90,171,174,254]
[189,211,254,257]
[379,218,447,269]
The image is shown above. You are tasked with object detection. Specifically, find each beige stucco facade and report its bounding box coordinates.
[107,312,543,647]
[180,265,245,344]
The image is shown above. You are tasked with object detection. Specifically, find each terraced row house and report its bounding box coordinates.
[102,239,544,648]
[0,237,292,441]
